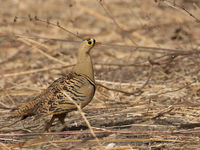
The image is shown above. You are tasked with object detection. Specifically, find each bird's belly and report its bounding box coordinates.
[80,87,95,108]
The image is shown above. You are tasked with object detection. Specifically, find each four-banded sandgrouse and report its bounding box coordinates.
[10,38,99,131]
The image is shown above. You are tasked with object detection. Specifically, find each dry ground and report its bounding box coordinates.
[0,0,200,149]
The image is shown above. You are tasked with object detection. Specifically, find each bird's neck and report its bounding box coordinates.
[72,52,94,82]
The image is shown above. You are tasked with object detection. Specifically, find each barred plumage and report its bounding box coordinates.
[9,38,99,131]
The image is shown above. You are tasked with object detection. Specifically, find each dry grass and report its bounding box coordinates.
[0,0,200,149]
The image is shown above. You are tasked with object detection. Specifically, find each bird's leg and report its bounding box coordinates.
[57,113,67,125]
[45,115,56,132]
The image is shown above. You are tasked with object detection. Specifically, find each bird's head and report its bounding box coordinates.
[79,38,101,54]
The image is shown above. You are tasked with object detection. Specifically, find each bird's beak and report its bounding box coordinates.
[95,42,101,45]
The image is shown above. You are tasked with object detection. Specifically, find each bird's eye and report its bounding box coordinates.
[87,40,94,46]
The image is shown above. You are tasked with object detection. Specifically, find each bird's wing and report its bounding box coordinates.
[35,72,95,119]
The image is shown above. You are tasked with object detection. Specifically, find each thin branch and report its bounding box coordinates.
[18,38,68,65]
[96,83,141,96]
[95,62,149,67]
[162,0,200,23]
[0,130,172,137]
[96,79,136,86]
[0,119,22,130]
[140,62,153,89]
[1,65,74,78]
[31,15,83,39]
[97,0,138,45]
[151,80,196,97]
[0,142,11,150]
[6,33,200,54]
[151,105,174,119]
[97,62,153,95]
